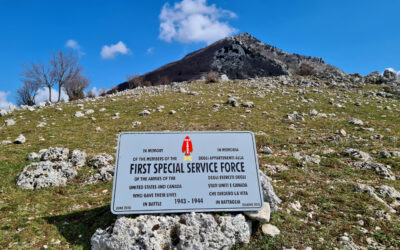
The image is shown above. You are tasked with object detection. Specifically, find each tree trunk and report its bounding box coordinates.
[48,86,52,103]
[57,84,62,102]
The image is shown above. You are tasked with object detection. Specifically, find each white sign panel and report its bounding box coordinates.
[111,131,264,214]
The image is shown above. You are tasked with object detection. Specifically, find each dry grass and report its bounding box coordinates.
[0,78,399,249]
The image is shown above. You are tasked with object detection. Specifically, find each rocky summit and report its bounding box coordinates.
[113,33,346,91]
[1,69,400,249]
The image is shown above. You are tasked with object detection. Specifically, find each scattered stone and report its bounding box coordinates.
[16,161,77,190]
[288,201,302,212]
[91,213,251,250]
[0,109,8,117]
[348,118,364,126]
[355,184,396,213]
[69,150,87,167]
[261,224,280,237]
[14,134,26,144]
[4,119,15,126]
[139,110,151,116]
[37,122,46,128]
[87,165,114,184]
[242,101,255,108]
[112,113,120,119]
[244,203,270,223]
[260,146,273,154]
[355,162,395,180]
[342,148,372,162]
[188,91,199,96]
[95,127,101,132]
[28,152,40,161]
[85,109,95,115]
[380,150,391,158]
[169,110,176,114]
[336,129,347,137]
[99,108,106,112]
[227,97,239,107]
[263,164,289,173]
[89,153,114,168]
[41,147,69,161]
[1,140,12,146]
[378,185,400,200]
[309,109,318,116]
[391,151,400,157]
[74,111,84,118]
[179,87,187,93]
[132,121,141,127]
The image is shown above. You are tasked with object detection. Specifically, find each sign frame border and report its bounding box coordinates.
[111,131,264,214]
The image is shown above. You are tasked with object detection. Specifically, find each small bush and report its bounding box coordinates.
[297,62,316,76]
[205,71,219,83]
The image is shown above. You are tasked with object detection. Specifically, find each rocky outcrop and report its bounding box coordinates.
[16,161,77,190]
[91,213,251,250]
[112,33,346,91]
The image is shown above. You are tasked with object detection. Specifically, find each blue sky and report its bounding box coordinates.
[0,0,399,108]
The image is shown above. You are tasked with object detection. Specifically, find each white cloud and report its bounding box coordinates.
[159,0,237,44]
[86,87,105,97]
[35,87,69,104]
[146,47,154,55]
[385,68,400,76]
[100,41,130,59]
[0,91,13,110]
[65,39,85,56]
[66,39,80,50]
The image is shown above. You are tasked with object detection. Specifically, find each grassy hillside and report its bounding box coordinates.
[0,77,399,249]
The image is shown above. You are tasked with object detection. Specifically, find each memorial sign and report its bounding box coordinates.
[111,131,264,214]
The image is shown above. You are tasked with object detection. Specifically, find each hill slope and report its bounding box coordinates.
[0,75,399,249]
[114,33,346,91]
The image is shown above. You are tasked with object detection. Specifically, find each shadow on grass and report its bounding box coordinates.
[44,205,116,250]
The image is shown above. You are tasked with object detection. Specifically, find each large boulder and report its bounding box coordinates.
[16,161,77,190]
[91,213,251,250]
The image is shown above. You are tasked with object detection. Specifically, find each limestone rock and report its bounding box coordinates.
[0,109,8,117]
[16,161,77,190]
[4,119,15,126]
[1,140,11,146]
[342,148,372,162]
[87,165,114,184]
[139,110,151,116]
[261,224,280,237]
[69,149,87,167]
[74,111,84,117]
[244,203,270,223]
[348,118,364,126]
[41,147,69,161]
[91,213,251,250]
[242,101,255,108]
[28,152,40,161]
[378,185,400,199]
[260,146,273,154]
[14,134,26,144]
[89,153,114,168]
[259,170,281,213]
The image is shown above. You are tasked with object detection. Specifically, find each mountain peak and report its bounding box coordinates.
[114,33,345,91]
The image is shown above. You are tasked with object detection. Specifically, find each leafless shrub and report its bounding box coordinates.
[16,81,40,106]
[205,71,219,83]
[64,75,90,101]
[297,62,316,76]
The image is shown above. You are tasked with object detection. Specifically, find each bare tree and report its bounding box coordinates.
[16,81,40,106]
[50,51,82,102]
[21,62,54,102]
[64,74,90,101]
